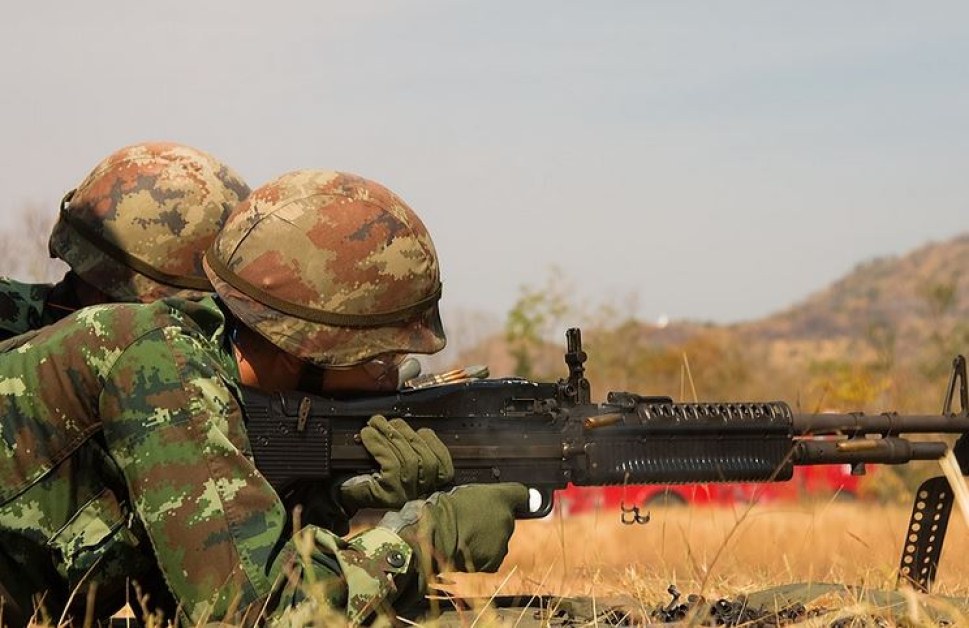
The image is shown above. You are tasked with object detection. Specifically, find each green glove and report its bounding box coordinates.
[378,482,528,608]
[339,415,454,514]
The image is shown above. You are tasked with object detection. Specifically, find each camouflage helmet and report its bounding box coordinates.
[49,142,250,302]
[204,170,446,367]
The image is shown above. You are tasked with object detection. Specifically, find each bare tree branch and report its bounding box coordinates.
[0,204,67,283]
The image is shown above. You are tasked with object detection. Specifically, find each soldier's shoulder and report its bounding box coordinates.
[70,295,227,341]
[11,296,231,382]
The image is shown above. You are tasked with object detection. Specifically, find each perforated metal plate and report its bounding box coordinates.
[897,476,954,592]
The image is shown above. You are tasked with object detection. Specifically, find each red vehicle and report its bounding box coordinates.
[555,464,865,517]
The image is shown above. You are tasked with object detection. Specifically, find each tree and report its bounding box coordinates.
[504,268,573,379]
[0,204,66,282]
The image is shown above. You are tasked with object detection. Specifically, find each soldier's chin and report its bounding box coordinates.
[316,365,400,396]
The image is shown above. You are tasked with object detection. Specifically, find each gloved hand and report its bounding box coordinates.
[378,483,528,605]
[339,415,454,514]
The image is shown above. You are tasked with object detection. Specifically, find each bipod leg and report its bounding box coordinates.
[897,476,954,592]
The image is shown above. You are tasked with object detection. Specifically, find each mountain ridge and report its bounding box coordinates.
[445,232,969,411]
[746,233,969,344]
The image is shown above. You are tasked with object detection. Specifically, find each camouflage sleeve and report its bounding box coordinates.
[274,527,414,625]
[0,279,53,340]
[98,325,414,624]
[338,528,414,622]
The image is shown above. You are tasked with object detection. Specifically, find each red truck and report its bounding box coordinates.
[555,464,865,516]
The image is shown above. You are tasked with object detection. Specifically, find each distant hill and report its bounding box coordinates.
[443,233,969,410]
[747,234,969,343]
[735,233,969,366]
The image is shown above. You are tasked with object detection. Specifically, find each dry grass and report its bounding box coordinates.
[93,501,968,626]
[444,501,969,603]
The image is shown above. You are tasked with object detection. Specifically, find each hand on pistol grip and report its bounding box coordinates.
[339,415,454,514]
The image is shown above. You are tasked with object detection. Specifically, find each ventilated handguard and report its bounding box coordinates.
[577,400,796,486]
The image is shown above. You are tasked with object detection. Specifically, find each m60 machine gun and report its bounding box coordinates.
[244,328,969,593]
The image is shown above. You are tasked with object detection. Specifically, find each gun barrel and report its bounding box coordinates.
[793,413,969,435]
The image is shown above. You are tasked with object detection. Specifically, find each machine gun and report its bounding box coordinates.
[242,328,969,593]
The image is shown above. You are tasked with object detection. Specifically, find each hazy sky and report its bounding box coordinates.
[2,1,966,329]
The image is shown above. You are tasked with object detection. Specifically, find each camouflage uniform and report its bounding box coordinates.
[0,278,80,342]
[0,169,525,626]
[0,296,414,626]
[0,141,249,341]
[0,169,473,627]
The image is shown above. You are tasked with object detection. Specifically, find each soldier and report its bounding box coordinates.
[0,141,250,341]
[0,169,527,627]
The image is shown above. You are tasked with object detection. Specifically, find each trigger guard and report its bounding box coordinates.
[516,487,554,519]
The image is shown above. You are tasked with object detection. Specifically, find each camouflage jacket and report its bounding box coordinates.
[0,296,413,626]
[0,276,80,342]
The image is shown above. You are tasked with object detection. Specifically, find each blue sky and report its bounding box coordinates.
[1,1,966,331]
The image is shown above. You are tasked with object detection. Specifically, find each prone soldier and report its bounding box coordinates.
[0,169,526,626]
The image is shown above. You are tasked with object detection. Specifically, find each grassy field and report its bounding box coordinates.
[103,499,968,626]
[444,500,969,603]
